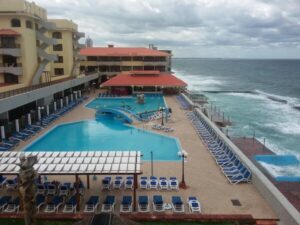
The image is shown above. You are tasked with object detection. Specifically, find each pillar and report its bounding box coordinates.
[15,119,19,132]
[54,102,57,112]
[37,108,41,121]
[70,94,74,102]
[78,90,82,98]
[46,105,50,116]
[60,99,63,108]
[0,126,5,140]
[66,96,69,106]
[27,113,31,125]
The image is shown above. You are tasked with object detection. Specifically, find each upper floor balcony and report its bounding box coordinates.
[0,63,22,76]
[0,44,21,57]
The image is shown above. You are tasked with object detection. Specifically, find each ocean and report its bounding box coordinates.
[173,58,300,158]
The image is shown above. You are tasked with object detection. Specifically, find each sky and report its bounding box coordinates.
[34,0,300,58]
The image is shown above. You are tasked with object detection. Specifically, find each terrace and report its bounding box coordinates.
[0,91,278,223]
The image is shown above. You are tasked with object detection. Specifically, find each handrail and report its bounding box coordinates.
[0,73,90,100]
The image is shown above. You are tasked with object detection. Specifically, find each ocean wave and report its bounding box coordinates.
[254,90,300,106]
[259,161,300,177]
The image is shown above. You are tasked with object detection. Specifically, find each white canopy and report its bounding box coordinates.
[0,151,142,175]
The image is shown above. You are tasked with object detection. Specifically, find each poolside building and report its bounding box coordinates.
[101,70,187,95]
[79,45,172,82]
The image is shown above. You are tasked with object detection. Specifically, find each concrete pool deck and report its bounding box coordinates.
[5,93,277,220]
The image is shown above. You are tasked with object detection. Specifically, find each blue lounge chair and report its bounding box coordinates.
[138,196,149,212]
[44,196,64,213]
[102,177,112,190]
[0,196,12,212]
[4,197,20,213]
[6,177,18,190]
[37,184,46,195]
[46,184,56,195]
[159,177,169,190]
[169,177,179,190]
[149,176,158,190]
[36,194,46,213]
[124,176,133,189]
[171,196,184,213]
[139,177,148,189]
[101,195,115,212]
[84,196,99,213]
[120,196,132,213]
[187,196,201,213]
[59,183,71,196]
[63,195,77,213]
[113,176,123,189]
[0,175,7,188]
[153,195,165,212]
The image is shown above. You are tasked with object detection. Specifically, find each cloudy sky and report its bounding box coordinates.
[35,0,300,58]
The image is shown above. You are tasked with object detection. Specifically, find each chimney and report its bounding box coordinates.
[108,44,114,48]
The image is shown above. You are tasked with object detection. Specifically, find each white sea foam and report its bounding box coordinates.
[225,92,267,101]
[259,161,300,178]
[254,89,300,106]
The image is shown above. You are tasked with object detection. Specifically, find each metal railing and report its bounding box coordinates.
[0,72,98,100]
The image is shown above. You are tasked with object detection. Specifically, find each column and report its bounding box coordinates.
[46,105,50,116]
[78,90,82,98]
[54,102,57,112]
[66,96,69,106]
[0,126,5,140]
[15,119,19,132]
[70,94,74,102]
[60,99,63,108]
[27,113,32,125]
[37,108,41,121]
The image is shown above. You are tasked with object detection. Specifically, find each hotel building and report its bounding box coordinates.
[0,0,99,132]
[79,45,172,82]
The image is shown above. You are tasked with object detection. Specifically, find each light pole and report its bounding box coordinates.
[179,151,188,189]
[160,107,165,126]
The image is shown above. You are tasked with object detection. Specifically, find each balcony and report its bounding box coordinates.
[74,31,85,39]
[36,31,58,45]
[0,44,21,57]
[73,42,85,49]
[39,20,57,30]
[0,63,22,76]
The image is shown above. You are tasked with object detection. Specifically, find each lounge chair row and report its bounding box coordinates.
[187,111,252,184]
[0,176,18,190]
[176,95,191,110]
[101,176,179,190]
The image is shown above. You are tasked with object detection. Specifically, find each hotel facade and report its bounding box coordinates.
[0,0,98,131]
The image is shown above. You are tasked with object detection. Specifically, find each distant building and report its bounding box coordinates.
[85,36,93,48]
[79,45,172,81]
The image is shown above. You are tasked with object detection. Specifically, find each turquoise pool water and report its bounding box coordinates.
[86,95,166,114]
[255,155,300,182]
[24,115,181,161]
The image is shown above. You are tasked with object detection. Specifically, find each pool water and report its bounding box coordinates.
[24,115,181,161]
[86,95,166,114]
[255,155,300,182]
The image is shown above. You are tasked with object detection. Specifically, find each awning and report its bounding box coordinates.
[0,29,20,36]
[0,151,142,175]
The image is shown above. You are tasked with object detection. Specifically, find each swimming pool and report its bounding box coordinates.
[255,155,300,182]
[86,95,166,114]
[24,115,181,161]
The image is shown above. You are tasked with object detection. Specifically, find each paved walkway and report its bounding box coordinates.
[5,93,277,219]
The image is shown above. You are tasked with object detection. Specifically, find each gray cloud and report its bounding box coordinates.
[35,0,300,58]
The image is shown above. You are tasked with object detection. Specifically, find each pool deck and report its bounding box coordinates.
[233,137,300,212]
[4,93,277,221]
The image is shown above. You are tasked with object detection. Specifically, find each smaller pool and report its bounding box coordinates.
[255,155,300,182]
[86,95,166,115]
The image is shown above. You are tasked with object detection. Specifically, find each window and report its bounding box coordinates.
[52,32,62,39]
[53,44,63,51]
[11,19,21,27]
[26,20,32,29]
[54,68,64,75]
[54,56,63,63]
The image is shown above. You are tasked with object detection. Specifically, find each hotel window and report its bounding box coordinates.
[26,20,33,29]
[54,56,63,63]
[121,56,131,61]
[11,19,21,27]
[53,44,63,51]
[54,68,64,75]
[52,32,62,39]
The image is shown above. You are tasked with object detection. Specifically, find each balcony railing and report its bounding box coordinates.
[0,63,22,76]
[0,44,20,48]
[0,72,97,99]
[0,48,21,57]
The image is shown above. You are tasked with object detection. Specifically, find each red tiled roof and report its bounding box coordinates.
[80,47,170,57]
[0,29,20,36]
[101,71,187,87]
